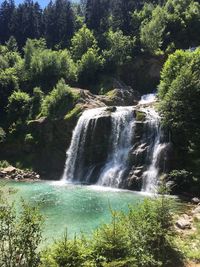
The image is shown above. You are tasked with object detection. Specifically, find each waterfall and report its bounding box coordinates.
[97,107,134,187]
[62,107,134,185]
[62,94,169,192]
[140,108,167,192]
[61,108,106,182]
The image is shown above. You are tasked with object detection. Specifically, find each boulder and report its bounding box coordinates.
[191,197,200,204]
[2,166,16,174]
[176,215,192,230]
[192,206,200,215]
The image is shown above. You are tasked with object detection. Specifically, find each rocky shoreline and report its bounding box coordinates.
[0,166,40,181]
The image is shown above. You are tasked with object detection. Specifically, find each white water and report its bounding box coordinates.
[62,93,168,193]
[61,108,106,181]
[97,107,134,187]
[141,108,166,192]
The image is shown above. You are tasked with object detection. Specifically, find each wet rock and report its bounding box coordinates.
[106,106,117,112]
[191,197,200,204]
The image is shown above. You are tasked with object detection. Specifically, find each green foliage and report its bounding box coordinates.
[78,47,104,89]
[158,49,200,146]
[0,199,43,267]
[31,87,44,119]
[24,133,35,145]
[0,160,10,168]
[0,127,6,143]
[140,6,166,54]
[40,197,180,267]
[7,90,31,124]
[92,211,130,263]
[64,104,83,121]
[167,169,194,193]
[71,24,97,61]
[41,79,79,119]
[23,39,77,91]
[158,50,191,99]
[103,30,135,70]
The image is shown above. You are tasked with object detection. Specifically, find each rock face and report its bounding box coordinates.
[0,87,139,180]
[61,102,171,191]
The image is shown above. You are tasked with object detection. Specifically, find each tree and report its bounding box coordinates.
[0,0,15,44]
[44,0,75,48]
[77,47,104,89]
[23,39,77,91]
[85,0,110,34]
[140,6,166,54]
[111,0,137,35]
[158,49,200,147]
[7,90,31,123]
[71,24,97,61]
[0,196,43,267]
[12,0,43,48]
[103,30,135,71]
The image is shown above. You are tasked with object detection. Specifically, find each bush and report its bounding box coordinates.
[71,24,97,61]
[7,90,32,124]
[167,169,194,193]
[77,47,104,89]
[0,160,10,168]
[41,79,80,119]
[0,199,43,267]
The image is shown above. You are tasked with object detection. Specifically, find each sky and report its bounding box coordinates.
[0,0,79,9]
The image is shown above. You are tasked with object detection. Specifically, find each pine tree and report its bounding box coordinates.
[44,0,75,48]
[0,0,15,44]
[85,0,110,34]
[12,0,43,48]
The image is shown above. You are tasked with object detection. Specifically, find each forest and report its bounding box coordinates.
[1,0,200,193]
[0,0,200,266]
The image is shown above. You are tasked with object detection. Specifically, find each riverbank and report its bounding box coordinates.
[0,165,40,181]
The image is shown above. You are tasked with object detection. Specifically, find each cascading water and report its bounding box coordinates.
[140,108,167,192]
[62,93,169,192]
[62,108,106,182]
[97,107,134,187]
[62,107,135,186]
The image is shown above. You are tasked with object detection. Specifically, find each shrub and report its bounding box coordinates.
[0,199,43,267]
[0,160,10,168]
[167,169,194,193]
[77,47,104,89]
[7,90,31,124]
[71,24,97,61]
[41,79,79,119]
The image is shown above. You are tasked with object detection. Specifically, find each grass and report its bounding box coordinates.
[64,104,83,121]
[175,220,200,263]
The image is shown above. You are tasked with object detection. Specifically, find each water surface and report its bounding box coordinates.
[5,181,144,245]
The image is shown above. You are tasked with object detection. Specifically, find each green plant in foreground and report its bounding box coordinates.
[40,196,182,267]
[0,191,44,267]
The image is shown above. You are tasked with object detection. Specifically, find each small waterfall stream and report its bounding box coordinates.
[140,108,167,192]
[62,94,169,192]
